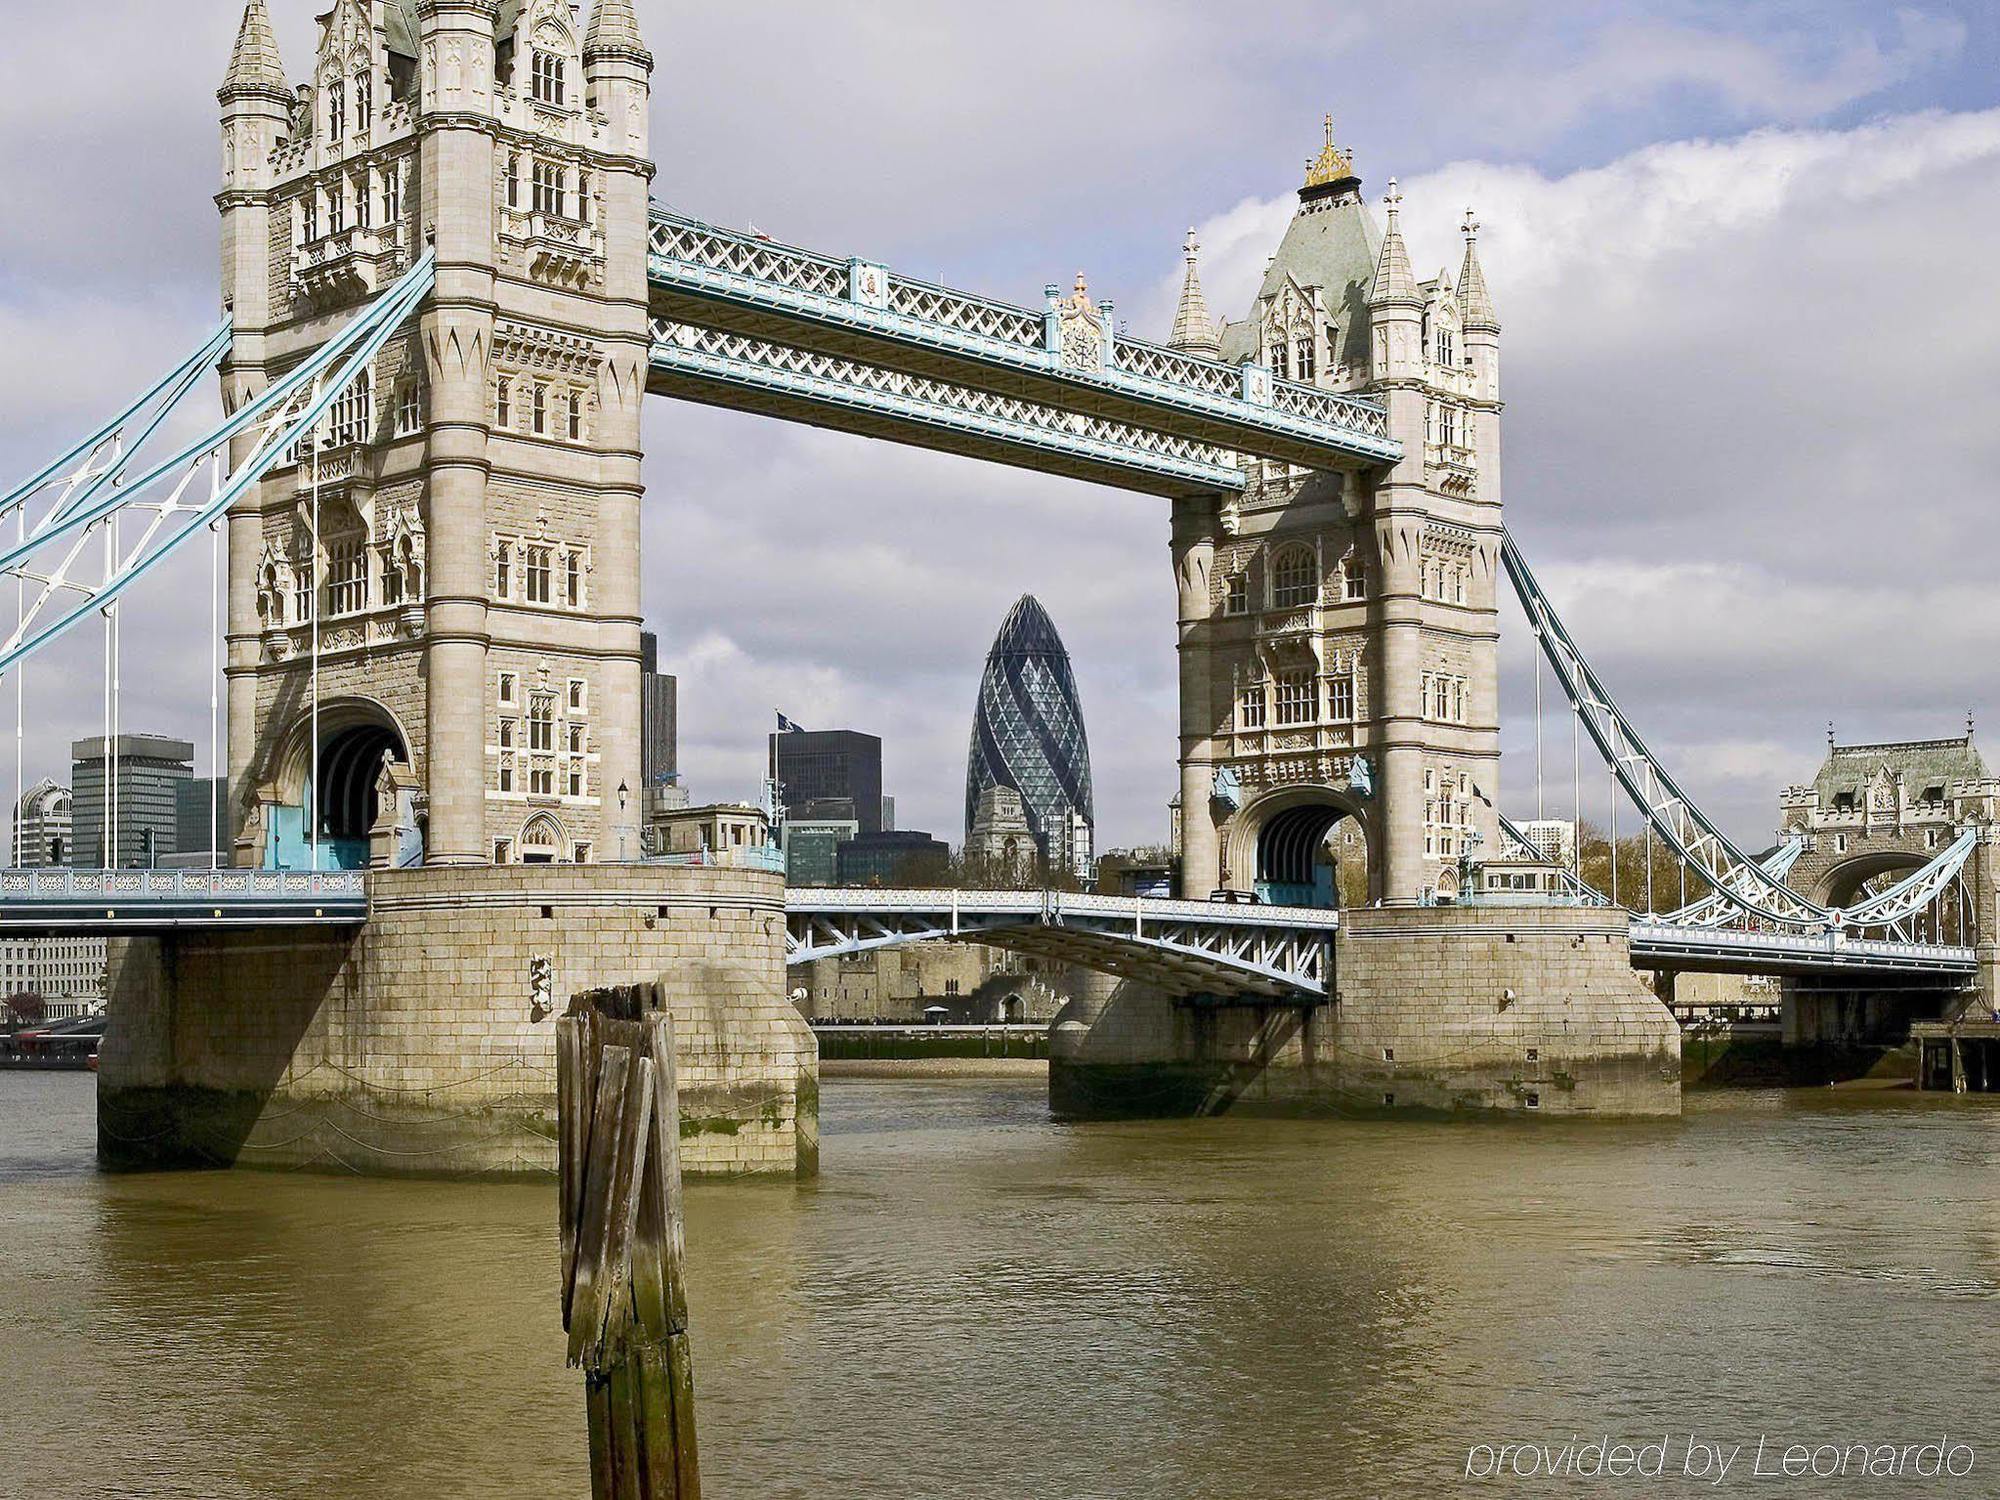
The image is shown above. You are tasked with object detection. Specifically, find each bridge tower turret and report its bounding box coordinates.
[1180,126,1504,906]
[218,0,654,870]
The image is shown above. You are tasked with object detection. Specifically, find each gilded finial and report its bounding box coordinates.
[1303,113,1356,190]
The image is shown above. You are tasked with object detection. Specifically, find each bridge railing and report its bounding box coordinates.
[0,868,368,903]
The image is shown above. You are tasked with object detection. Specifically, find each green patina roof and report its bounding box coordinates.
[1813,736,1987,803]
[1218,189,1382,371]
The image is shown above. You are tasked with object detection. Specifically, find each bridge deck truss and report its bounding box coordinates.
[647,211,1400,475]
[785,889,1338,1001]
[649,320,1247,498]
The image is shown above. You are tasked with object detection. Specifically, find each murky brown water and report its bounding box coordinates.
[3,1072,1998,1498]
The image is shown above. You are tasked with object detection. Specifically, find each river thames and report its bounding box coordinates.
[2,1072,1995,1498]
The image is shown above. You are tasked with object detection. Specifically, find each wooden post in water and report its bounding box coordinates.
[557,981,700,1500]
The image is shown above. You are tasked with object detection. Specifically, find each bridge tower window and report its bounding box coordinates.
[532,52,567,107]
[355,71,372,133]
[1271,545,1317,609]
[525,546,553,605]
[1274,669,1316,727]
[326,538,367,616]
[1237,682,1266,730]
[1225,572,1248,616]
[532,383,549,436]
[327,81,345,143]
[1328,675,1355,722]
[328,180,345,234]
[505,153,521,210]
[1271,339,1289,381]
[1296,334,1316,383]
[533,159,566,219]
[494,541,512,597]
[567,390,583,441]
[496,379,512,429]
[528,694,556,753]
[564,550,582,607]
[1342,551,1366,600]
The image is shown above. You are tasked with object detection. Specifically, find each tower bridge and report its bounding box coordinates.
[2,1,1995,1174]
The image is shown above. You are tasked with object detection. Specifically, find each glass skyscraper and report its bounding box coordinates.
[965,595,1094,873]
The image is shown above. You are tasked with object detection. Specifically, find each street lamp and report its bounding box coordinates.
[617,780,630,863]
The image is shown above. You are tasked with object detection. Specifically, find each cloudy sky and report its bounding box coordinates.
[3,0,1998,851]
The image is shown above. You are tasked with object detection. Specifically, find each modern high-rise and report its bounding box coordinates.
[11,779,73,867]
[70,736,196,868]
[166,778,233,869]
[640,631,678,817]
[771,729,884,835]
[965,595,1094,875]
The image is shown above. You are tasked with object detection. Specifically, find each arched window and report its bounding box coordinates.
[327,80,345,142]
[520,813,565,864]
[1271,545,1317,609]
[532,51,567,107]
[354,71,372,132]
[1341,550,1366,601]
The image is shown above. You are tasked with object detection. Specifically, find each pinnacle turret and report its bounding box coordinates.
[1369,178,1418,304]
[1168,228,1222,357]
[1457,208,1499,330]
[222,0,289,98]
[585,0,652,62]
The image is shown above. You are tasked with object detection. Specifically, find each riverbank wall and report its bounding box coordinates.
[98,865,817,1178]
[1050,906,1680,1119]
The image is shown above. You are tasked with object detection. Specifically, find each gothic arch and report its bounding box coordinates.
[520,811,567,864]
[268,695,416,812]
[1223,782,1378,906]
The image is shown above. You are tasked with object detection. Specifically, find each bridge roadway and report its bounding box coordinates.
[0,874,1969,993]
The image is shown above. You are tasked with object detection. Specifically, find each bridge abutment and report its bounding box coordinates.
[1050,906,1678,1118]
[98,865,817,1178]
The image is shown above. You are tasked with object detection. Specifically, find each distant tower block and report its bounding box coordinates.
[219,0,654,869]
[1175,126,1503,905]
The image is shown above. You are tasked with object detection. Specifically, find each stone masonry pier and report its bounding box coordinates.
[99,865,817,1178]
[1050,906,1680,1118]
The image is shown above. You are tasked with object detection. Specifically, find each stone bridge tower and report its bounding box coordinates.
[1170,124,1503,905]
[218,0,653,869]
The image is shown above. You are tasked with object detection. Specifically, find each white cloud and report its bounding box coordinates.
[1,2,1991,849]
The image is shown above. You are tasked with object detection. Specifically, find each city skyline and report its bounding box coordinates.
[2,3,1998,851]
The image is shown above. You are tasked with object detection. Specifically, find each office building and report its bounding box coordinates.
[12,779,73,867]
[772,728,883,835]
[70,735,195,868]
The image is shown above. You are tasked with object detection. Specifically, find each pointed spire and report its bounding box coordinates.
[222,0,289,97]
[1168,227,1222,357]
[585,0,653,62]
[1370,178,1418,305]
[1458,207,1499,329]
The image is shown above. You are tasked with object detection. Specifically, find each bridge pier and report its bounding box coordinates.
[98,866,817,1178]
[1050,906,1678,1118]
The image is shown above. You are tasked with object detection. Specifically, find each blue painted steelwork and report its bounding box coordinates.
[1627,921,1974,979]
[0,254,435,681]
[647,210,1400,473]
[649,320,1246,497]
[0,867,366,931]
[786,887,1337,999]
[0,321,231,524]
[1504,528,1979,941]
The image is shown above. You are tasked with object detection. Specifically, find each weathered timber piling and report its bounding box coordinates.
[558,982,700,1500]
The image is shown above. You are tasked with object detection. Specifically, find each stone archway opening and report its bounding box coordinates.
[318,722,404,845]
[263,698,413,871]
[1231,787,1374,909]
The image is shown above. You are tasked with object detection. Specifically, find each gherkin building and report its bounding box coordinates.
[965,595,1094,864]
